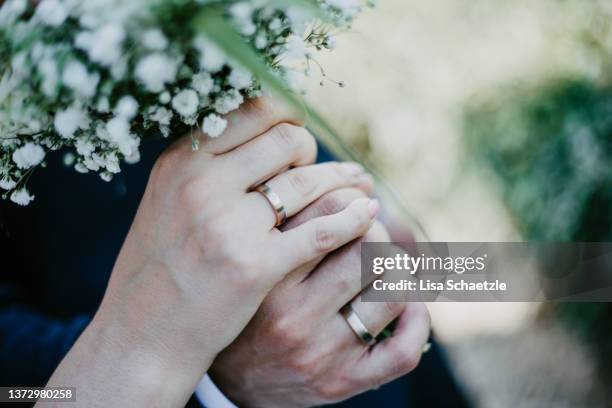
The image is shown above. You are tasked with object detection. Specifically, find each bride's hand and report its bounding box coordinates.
[43,98,378,407]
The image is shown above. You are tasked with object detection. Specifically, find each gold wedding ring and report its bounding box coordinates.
[254,183,287,227]
[341,304,376,347]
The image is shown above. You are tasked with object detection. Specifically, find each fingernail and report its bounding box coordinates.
[368,199,380,218]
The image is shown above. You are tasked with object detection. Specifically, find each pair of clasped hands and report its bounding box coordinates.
[45,98,431,407]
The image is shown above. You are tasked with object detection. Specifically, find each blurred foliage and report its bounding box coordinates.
[464,79,612,379]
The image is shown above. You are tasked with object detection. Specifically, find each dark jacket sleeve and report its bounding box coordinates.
[0,200,91,386]
[0,288,90,386]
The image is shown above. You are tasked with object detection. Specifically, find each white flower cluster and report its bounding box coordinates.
[0,0,368,205]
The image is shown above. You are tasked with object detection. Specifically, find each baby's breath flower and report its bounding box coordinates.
[230,2,256,36]
[254,33,268,49]
[284,35,310,61]
[75,137,95,157]
[172,89,199,118]
[0,176,16,190]
[12,143,45,169]
[100,171,113,182]
[214,89,244,114]
[62,61,100,98]
[202,114,227,138]
[74,162,89,173]
[159,91,171,104]
[35,0,68,27]
[192,72,214,96]
[78,23,126,66]
[135,53,178,93]
[142,29,168,51]
[268,18,282,33]
[115,96,139,120]
[54,105,88,139]
[150,106,173,125]
[228,66,252,90]
[96,97,111,113]
[10,188,34,206]
[326,0,362,17]
[194,37,226,73]
[38,58,59,97]
[0,0,366,204]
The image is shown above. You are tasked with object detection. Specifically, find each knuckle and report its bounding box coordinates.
[236,268,265,289]
[177,177,208,210]
[288,352,318,376]
[334,269,355,294]
[319,194,345,215]
[313,226,336,253]
[272,123,302,153]
[268,317,304,347]
[288,170,316,197]
[271,123,316,162]
[153,148,181,180]
[204,231,269,288]
[243,97,275,122]
[226,256,269,290]
[319,189,366,216]
[241,97,307,129]
[301,130,318,162]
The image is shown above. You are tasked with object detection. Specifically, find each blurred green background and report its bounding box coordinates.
[304,0,612,405]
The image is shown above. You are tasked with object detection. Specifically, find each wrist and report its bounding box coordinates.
[77,278,219,404]
[208,365,255,408]
[94,278,218,369]
[78,312,215,406]
[101,257,221,366]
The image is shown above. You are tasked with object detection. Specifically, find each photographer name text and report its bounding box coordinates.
[370,254,507,292]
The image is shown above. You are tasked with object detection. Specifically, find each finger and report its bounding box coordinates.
[351,303,431,388]
[299,221,391,315]
[199,97,306,154]
[267,162,373,220]
[281,187,368,231]
[271,198,379,274]
[218,123,317,189]
[245,162,374,229]
[272,188,371,289]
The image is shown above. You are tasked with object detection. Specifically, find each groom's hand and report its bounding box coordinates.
[210,188,431,408]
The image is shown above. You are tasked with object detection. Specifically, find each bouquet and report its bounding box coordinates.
[0,0,370,205]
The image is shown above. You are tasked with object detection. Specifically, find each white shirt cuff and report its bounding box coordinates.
[195,374,239,408]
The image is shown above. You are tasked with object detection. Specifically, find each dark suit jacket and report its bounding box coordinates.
[0,139,468,407]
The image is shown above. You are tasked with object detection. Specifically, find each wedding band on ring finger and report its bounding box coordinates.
[343,299,406,346]
[341,304,376,347]
[254,183,287,227]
